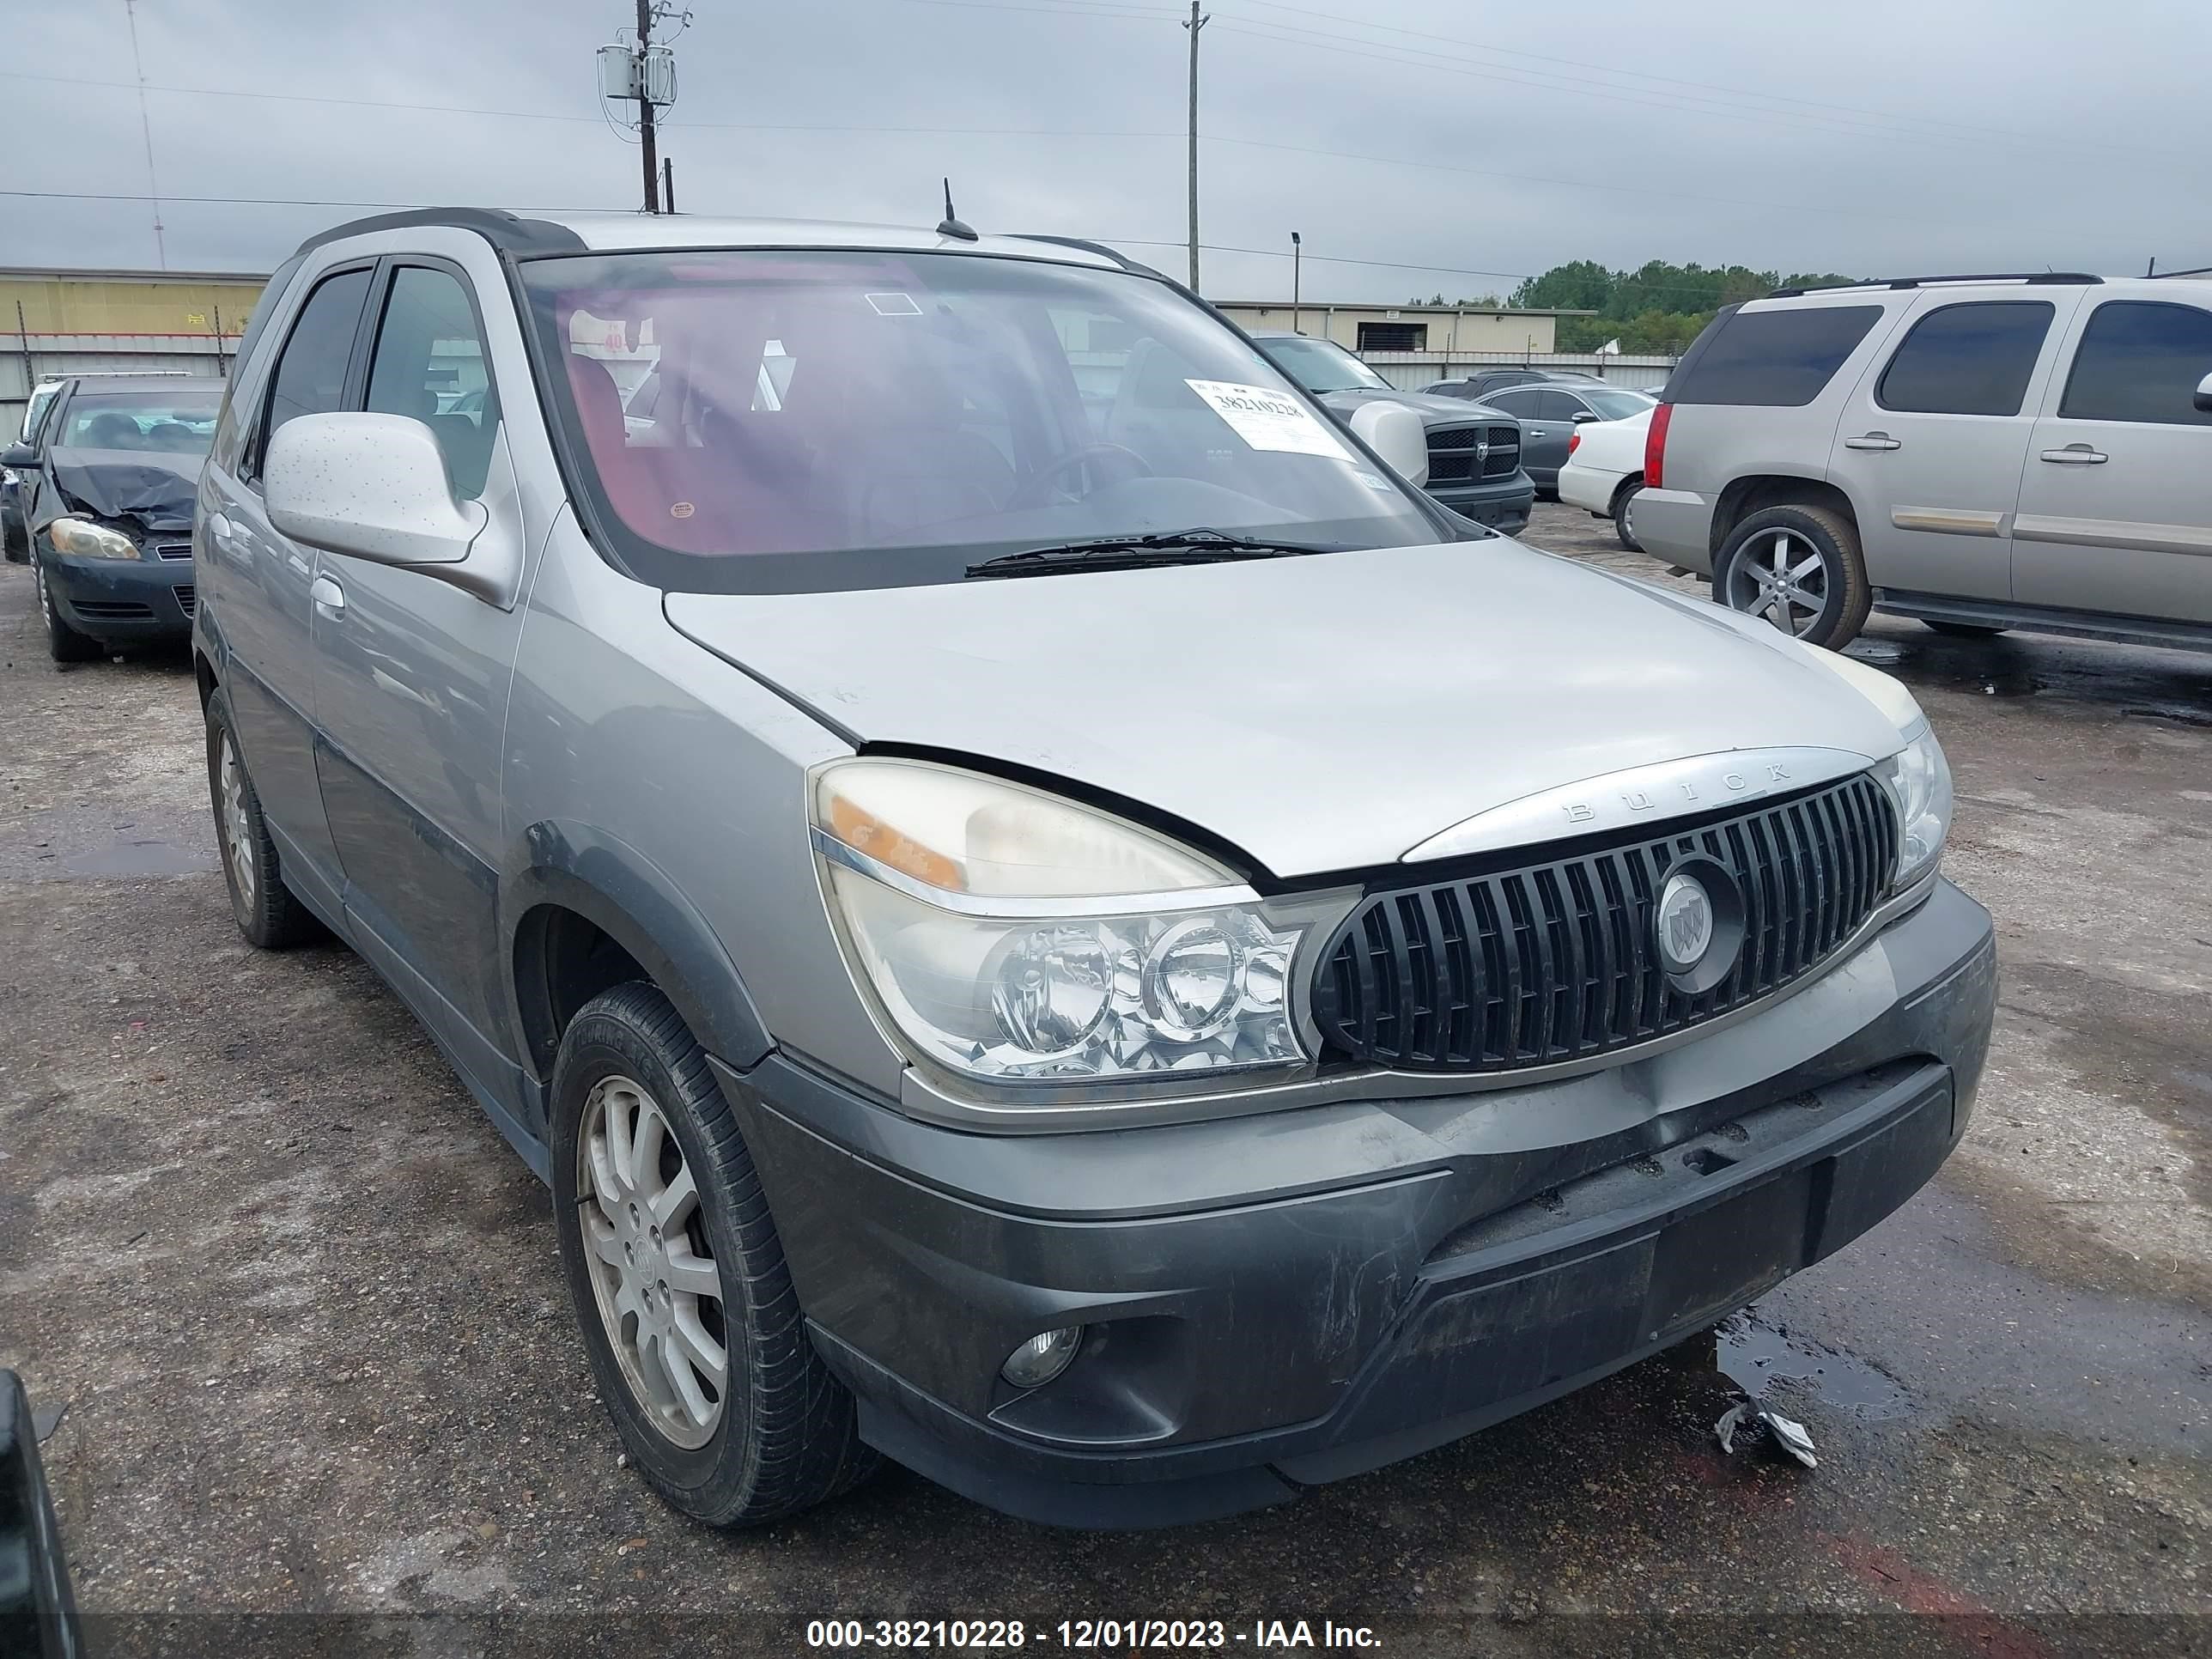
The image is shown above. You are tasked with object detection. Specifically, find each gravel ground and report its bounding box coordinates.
[2,501,2208,1658]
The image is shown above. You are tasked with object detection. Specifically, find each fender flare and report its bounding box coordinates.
[502,819,774,1079]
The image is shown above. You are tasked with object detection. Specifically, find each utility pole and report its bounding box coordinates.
[636,0,660,213]
[1184,2,1208,292]
[123,0,167,269]
[1291,231,1302,334]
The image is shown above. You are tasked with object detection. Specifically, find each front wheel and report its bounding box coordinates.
[33,555,100,663]
[1715,504,1872,651]
[551,982,876,1527]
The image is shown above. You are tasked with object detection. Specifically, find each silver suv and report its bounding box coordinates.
[194,209,1996,1529]
[1635,271,2212,652]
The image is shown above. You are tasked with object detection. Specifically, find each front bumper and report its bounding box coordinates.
[720,878,1996,1528]
[1428,475,1534,535]
[38,544,195,639]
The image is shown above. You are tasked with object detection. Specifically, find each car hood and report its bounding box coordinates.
[43,447,201,535]
[667,540,1907,878]
[1313,387,1514,428]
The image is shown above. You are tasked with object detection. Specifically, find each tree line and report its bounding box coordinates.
[1409,260,1861,355]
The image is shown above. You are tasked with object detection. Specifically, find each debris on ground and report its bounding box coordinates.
[32,1401,69,1443]
[1714,1396,1819,1468]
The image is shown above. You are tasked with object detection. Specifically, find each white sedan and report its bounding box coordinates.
[1558,404,1653,551]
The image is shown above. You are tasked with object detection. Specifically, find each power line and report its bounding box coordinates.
[0,70,1176,141]
[1109,238,1527,282]
[1208,13,2171,169]
[1231,0,2169,161]
[1205,133,1936,226]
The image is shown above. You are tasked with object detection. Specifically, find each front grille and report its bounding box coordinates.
[173,584,197,618]
[154,541,192,562]
[1424,425,1520,485]
[71,599,154,621]
[1311,773,1898,1073]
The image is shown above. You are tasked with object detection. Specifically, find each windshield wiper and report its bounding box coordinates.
[967,528,1334,579]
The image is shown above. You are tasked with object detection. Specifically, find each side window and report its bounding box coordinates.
[1667,304,1886,407]
[1534,390,1584,422]
[2059,301,2212,427]
[1485,388,1538,416]
[365,265,501,497]
[1876,301,2053,416]
[253,266,373,480]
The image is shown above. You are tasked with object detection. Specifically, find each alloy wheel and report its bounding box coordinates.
[33,557,52,630]
[217,734,257,907]
[577,1074,730,1449]
[1727,530,1829,637]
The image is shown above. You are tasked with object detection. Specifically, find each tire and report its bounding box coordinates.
[204,685,320,948]
[1610,479,1645,553]
[1923,619,2009,639]
[1715,503,1873,651]
[551,982,877,1527]
[32,554,100,663]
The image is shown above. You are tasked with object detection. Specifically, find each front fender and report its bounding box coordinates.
[502,820,775,1079]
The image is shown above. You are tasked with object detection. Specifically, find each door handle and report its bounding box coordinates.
[310,575,345,615]
[2039,443,2108,465]
[1844,432,1902,450]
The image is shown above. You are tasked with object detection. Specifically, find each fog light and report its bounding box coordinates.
[1000,1326,1083,1389]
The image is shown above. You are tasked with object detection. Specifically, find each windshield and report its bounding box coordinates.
[1258,335,1392,393]
[58,388,222,453]
[520,251,1438,593]
[1584,388,1656,420]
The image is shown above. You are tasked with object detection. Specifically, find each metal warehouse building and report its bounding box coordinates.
[2,268,268,432]
[1213,300,1672,391]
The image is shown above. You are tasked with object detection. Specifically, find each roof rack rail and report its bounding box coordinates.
[1767,271,2104,298]
[291,208,586,260]
[1010,234,1167,281]
[2150,264,2212,279]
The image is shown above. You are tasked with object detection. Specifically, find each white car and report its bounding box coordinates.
[1559,404,1653,551]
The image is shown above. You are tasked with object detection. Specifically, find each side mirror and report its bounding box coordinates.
[1348,400,1430,489]
[264,412,483,568]
[1,442,38,469]
[2196,370,2212,415]
[1571,410,1599,424]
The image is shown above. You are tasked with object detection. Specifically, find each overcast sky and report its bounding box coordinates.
[14,0,2210,301]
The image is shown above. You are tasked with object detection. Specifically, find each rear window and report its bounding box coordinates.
[1665,303,1885,407]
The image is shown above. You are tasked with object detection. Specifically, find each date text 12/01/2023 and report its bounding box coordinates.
[805,1619,1384,1649]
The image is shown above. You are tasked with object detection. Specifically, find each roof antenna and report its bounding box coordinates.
[936,179,978,241]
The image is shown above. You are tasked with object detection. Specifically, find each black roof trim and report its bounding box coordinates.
[1009,234,1167,281]
[1768,271,2104,298]
[2150,264,2212,280]
[290,208,589,260]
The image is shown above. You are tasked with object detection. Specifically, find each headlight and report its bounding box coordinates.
[1875,720,1952,890]
[813,759,1331,1088]
[47,516,140,560]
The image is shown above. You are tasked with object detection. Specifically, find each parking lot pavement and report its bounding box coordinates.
[2,502,2207,1658]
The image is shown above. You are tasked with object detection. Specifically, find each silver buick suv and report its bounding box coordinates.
[192,208,1996,1528]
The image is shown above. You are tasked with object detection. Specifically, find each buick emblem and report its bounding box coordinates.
[1656,872,1715,975]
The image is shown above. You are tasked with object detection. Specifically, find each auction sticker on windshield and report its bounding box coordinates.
[1184,380,1353,460]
